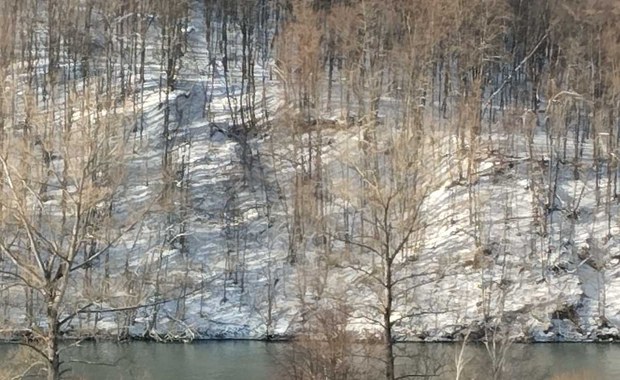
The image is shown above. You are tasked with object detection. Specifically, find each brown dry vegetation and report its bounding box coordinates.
[550,370,602,380]
[0,0,620,379]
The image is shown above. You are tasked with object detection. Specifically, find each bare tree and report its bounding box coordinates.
[329,114,437,380]
[0,84,138,379]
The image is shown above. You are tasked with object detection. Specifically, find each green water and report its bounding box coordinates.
[1,341,619,379]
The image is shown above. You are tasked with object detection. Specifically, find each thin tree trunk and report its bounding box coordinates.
[46,305,60,380]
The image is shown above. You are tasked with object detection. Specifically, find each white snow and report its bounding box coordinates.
[1,0,619,344]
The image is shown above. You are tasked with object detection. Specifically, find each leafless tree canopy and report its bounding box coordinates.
[0,0,620,379]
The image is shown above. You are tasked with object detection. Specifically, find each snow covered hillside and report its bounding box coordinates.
[1,0,620,345]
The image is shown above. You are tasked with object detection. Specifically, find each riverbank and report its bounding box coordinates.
[3,318,620,345]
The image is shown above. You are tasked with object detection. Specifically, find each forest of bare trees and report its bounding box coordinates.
[0,0,620,379]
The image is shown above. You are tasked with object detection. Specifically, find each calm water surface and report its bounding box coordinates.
[2,341,620,379]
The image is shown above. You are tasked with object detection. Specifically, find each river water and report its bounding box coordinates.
[1,341,620,379]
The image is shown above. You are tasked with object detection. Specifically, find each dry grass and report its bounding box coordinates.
[549,370,601,380]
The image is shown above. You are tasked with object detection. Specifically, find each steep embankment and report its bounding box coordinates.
[3,0,619,344]
[75,2,620,342]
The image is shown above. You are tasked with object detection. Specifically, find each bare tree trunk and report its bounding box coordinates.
[45,307,61,380]
[383,260,395,380]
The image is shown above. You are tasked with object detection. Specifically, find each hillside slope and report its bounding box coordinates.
[1,0,619,344]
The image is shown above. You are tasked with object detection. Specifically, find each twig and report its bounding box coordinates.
[483,33,549,111]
